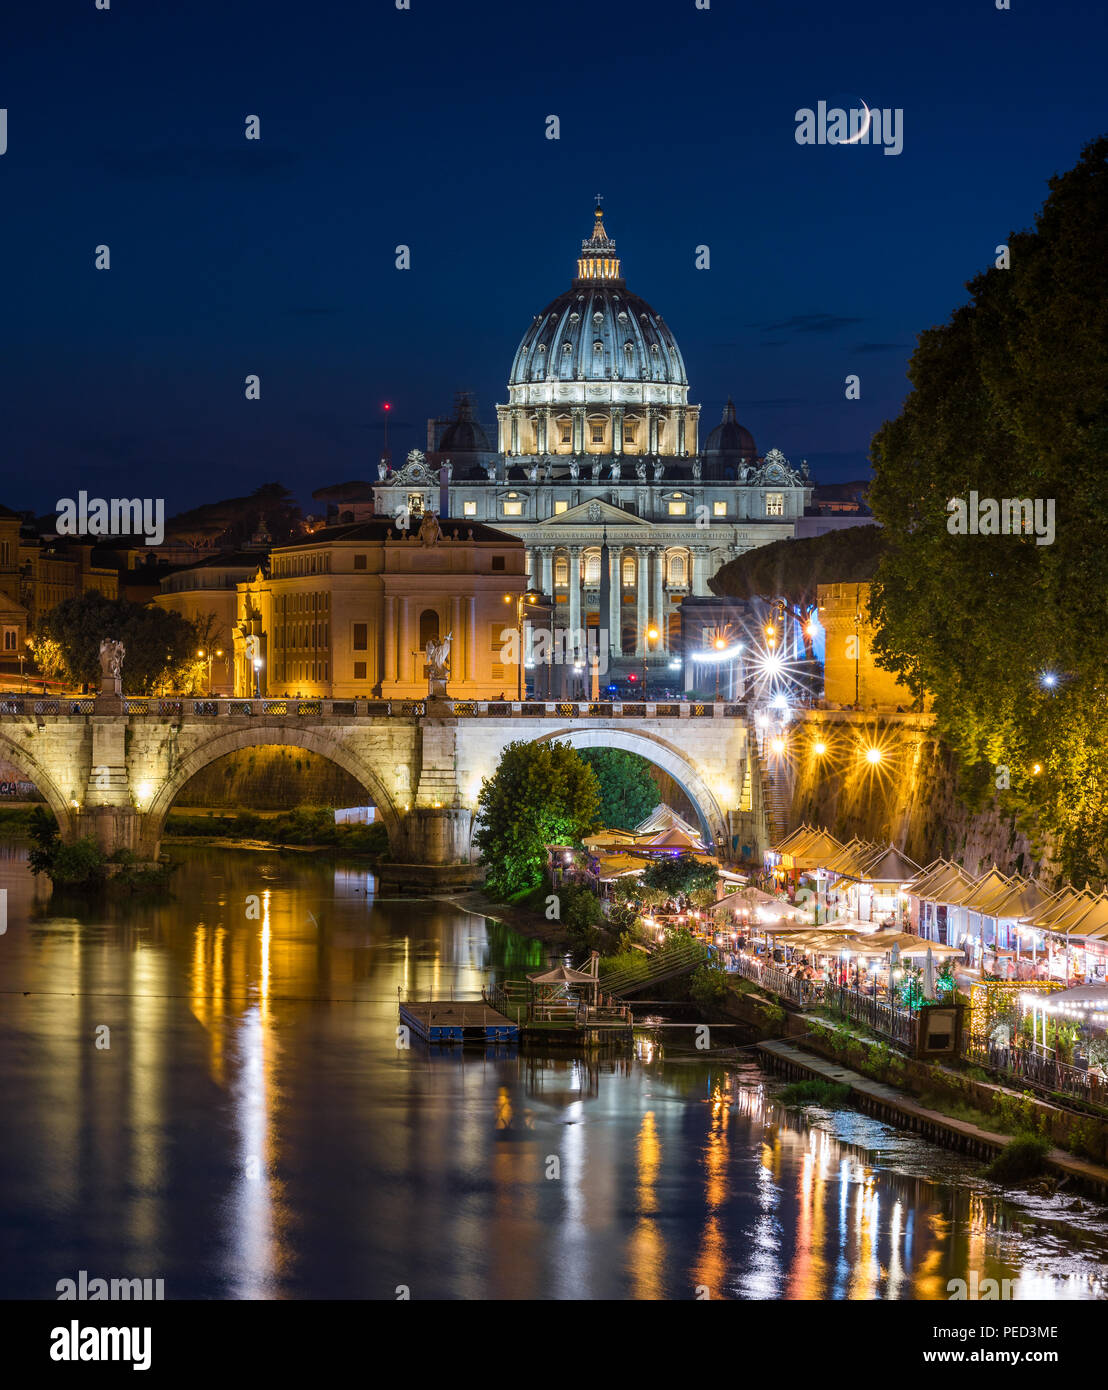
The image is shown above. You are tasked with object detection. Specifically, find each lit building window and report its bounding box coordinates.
[560,426,572,444]
[713,501,727,516]
[668,501,687,516]
[584,552,601,584]
[555,559,568,586]
[622,556,635,585]
[463,501,477,516]
[407,493,424,516]
[623,426,635,445]
[591,426,604,444]
[554,500,568,515]
[503,502,523,516]
[766,492,785,517]
[668,554,687,585]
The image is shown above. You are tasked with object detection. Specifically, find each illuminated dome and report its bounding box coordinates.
[499,205,699,459]
[509,209,687,388]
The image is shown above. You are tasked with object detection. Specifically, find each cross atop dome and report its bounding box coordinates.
[577,199,622,283]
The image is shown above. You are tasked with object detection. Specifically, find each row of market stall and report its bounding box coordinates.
[766,824,1108,987]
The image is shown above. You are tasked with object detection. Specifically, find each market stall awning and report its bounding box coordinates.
[914,861,978,905]
[635,825,709,851]
[950,866,1013,913]
[1021,887,1098,931]
[771,824,820,855]
[528,963,597,985]
[979,875,1055,922]
[592,854,647,880]
[851,843,923,884]
[633,804,702,838]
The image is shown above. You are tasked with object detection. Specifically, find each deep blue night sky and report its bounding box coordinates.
[2,0,1104,517]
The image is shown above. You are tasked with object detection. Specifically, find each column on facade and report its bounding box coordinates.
[399,597,413,685]
[540,546,553,598]
[572,408,584,456]
[608,547,623,656]
[612,405,624,455]
[647,407,658,455]
[510,410,520,455]
[652,546,667,653]
[567,545,582,653]
[451,595,462,685]
[384,595,398,683]
[538,409,548,454]
[465,596,477,680]
[635,547,649,656]
[691,546,710,597]
[677,407,687,457]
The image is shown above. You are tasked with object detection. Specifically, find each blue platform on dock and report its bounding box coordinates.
[399,1000,519,1044]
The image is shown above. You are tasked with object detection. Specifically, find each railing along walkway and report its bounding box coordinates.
[0,696,749,720]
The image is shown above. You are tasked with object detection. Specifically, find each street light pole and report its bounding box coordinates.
[643,625,659,697]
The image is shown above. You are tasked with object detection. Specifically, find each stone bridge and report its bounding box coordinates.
[0,694,764,870]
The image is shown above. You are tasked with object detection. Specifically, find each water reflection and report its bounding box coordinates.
[0,842,1105,1301]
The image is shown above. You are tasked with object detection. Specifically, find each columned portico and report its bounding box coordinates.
[608,549,622,655]
[568,545,582,645]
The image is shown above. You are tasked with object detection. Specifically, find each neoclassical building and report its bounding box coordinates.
[372,205,813,672]
[230,517,527,700]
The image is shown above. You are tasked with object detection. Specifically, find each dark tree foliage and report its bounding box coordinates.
[867,136,1108,882]
[710,525,887,657]
[34,592,199,692]
[578,748,658,830]
[473,740,601,897]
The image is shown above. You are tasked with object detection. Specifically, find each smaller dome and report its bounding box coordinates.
[704,398,757,462]
[437,393,492,454]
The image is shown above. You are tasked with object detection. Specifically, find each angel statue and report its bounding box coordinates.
[568,459,579,480]
[590,458,602,482]
[635,459,647,481]
[609,459,621,481]
[417,511,444,546]
[98,637,125,700]
[99,638,124,678]
[425,631,453,697]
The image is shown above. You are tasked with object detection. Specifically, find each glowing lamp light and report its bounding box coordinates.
[813,741,827,756]
[1031,763,1042,776]
[770,737,785,755]
[1041,672,1057,688]
[865,746,883,764]
[646,626,660,642]
[714,637,726,651]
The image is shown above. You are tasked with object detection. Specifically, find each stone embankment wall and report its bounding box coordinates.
[787,712,1058,879]
[171,747,367,810]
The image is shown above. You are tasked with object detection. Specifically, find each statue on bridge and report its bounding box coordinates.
[98,639,124,702]
[424,630,453,700]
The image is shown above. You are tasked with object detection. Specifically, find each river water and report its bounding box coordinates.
[1,843,1105,1301]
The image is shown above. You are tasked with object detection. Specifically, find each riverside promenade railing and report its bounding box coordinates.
[961,1034,1108,1109]
[731,952,919,1047]
[0,696,748,720]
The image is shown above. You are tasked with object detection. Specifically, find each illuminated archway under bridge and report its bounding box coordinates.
[0,701,763,870]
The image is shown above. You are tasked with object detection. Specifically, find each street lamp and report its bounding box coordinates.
[713,635,726,701]
[643,625,659,696]
[504,590,540,701]
[197,647,224,696]
[252,657,263,698]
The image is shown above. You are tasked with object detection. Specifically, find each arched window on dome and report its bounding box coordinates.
[623,415,639,450]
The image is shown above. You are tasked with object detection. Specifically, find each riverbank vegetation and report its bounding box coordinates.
[165,807,389,854]
[778,1079,852,1108]
[26,808,176,892]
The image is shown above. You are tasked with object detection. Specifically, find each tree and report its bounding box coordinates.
[711,524,887,659]
[638,852,719,904]
[867,136,1108,882]
[32,593,201,693]
[473,740,601,897]
[578,748,658,829]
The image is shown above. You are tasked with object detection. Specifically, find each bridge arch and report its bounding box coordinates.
[527,726,729,849]
[0,730,76,839]
[142,723,403,856]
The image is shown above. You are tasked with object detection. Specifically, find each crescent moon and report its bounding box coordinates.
[842,101,872,145]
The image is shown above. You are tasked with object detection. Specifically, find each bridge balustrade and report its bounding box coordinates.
[0,697,749,721]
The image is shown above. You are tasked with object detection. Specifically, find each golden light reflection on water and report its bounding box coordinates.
[6,841,1107,1302]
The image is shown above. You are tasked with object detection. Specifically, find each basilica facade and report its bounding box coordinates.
[373,206,812,672]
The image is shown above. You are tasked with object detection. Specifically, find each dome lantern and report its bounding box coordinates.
[576,201,623,285]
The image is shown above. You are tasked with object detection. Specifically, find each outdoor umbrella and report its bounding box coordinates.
[922,946,936,1001]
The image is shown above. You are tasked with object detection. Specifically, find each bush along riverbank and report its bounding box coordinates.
[164,807,389,855]
[27,809,176,894]
[792,1011,1108,1169]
